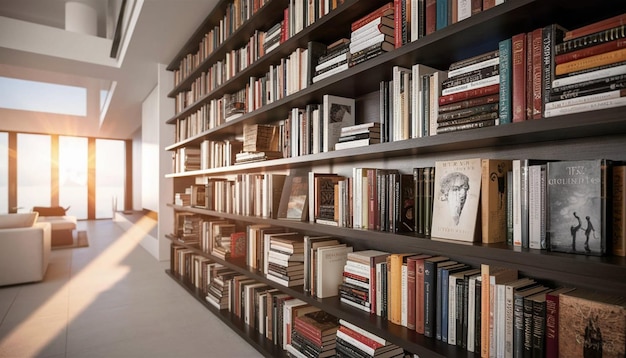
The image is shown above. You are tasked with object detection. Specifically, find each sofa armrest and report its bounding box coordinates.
[0,222,51,286]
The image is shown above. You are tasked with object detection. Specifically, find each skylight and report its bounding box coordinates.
[0,76,86,116]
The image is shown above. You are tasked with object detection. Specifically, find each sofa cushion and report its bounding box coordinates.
[33,206,68,216]
[0,212,39,229]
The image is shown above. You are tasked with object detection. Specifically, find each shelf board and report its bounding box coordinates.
[167,204,626,297]
[165,106,626,176]
[165,269,287,358]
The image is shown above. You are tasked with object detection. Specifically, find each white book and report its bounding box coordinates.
[552,63,626,88]
[467,274,481,352]
[447,57,500,78]
[429,70,449,136]
[316,244,352,298]
[441,74,499,96]
[544,88,626,110]
[376,261,385,316]
[512,160,523,247]
[334,138,379,150]
[312,62,350,83]
[344,260,371,278]
[410,0,421,42]
[336,329,378,356]
[315,52,349,72]
[285,344,308,358]
[401,263,408,327]
[544,95,626,117]
[282,298,307,349]
[392,66,412,141]
[349,33,392,53]
[528,164,544,249]
[411,64,441,138]
[339,319,387,345]
[457,0,472,22]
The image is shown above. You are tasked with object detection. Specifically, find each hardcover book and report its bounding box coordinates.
[481,159,512,244]
[322,95,356,152]
[431,158,483,242]
[559,289,626,358]
[277,170,309,221]
[546,159,612,255]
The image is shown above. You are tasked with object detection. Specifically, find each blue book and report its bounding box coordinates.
[499,38,512,124]
[438,263,468,342]
[436,0,448,30]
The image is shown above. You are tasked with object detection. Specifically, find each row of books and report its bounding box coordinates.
[172,0,271,86]
[171,237,626,358]
[172,139,241,173]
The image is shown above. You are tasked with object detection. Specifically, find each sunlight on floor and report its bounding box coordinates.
[0,217,157,357]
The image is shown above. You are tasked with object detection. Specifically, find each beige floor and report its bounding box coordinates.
[0,220,263,358]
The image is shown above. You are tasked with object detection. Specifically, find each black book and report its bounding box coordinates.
[423,256,451,338]
[307,41,328,86]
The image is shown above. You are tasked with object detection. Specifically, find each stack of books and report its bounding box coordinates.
[209,221,236,259]
[236,123,283,164]
[286,310,339,358]
[205,265,237,310]
[348,2,395,68]
[338,251,373,313]
[312,38,350,83]
[175,147,201,172]
[335,319,404,358]
[263,21,283,53]
[266,235,305,287]
[334,122,381,150]
[546,13,626,117]
[224,89,246,121]
[436,50,500,134]
[180,214,202,244]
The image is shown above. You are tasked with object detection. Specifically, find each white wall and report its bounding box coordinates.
[139,63,173,261]
[131,127,142,211]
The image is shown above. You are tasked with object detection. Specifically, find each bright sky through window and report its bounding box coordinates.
[0,76,87,116]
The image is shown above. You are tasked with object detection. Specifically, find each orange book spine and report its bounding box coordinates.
[555,47,626,76]
[563,13,626,41]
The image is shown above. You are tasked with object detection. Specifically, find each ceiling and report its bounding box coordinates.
[0,0,219,139]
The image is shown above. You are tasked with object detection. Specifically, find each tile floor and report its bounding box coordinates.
[0,220,263,358]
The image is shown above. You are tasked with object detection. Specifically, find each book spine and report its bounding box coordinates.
[425,0,437,35]
[448,57,500,78]
[531,299,547,358]
[407,258,417,330]
[423,260,437,337]
[555,24,626,55]
[438,83,500,105]
[513,294,525,358]
[449,49,499,72]
[499,38,512,124]
[436,0,448,30]
[441,75,499,96]
[531,28,543,119]
[522,296,534,357]
[442,65,499,89]
[555,38,626,65]
[547,87,626,109]
[543,95,626,117]
[556,47,626,76]
[436,118,497,134]
[394,0,402,48]
[437,103,499,121]
[613,165,626,256]
[438,93,499,113]
[350,3,394,31]
[563,13,626,41]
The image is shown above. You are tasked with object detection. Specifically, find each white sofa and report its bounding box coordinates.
[0,213,51,286]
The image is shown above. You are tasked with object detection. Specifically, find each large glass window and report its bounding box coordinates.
[95,139,125,219]
[0,133,7,214]
[17,133,51,213]
[59,136,88,219]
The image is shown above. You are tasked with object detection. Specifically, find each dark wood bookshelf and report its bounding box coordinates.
[165,269,287,358]
[164,0,626,356]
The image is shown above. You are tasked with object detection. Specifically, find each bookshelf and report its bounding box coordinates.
[164,0,626,357]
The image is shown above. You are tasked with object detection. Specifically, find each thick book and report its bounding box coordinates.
[559,289,626,358]
[350,2,394,31]
[546,159,612,255]
[316,244,353,298]
[481,264,518,358]
[511,32,527,122]
[481,159,512,244]
[431,158,483,242]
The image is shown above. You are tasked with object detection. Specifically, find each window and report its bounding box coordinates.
[17,133,51,212]
[95,139,125,219]
[59,136,88,219]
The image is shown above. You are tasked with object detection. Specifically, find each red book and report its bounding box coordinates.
[511,32,527,122]
[351,2,394,31]
[471,0,482,15]
[414,254,432,334]
[555,38,626,65]
[425,0,437,35]
[482,0,496,11]
[545,288,575,358]
[343,271,369,283]
[563,12,626,41]
[438,84,500,106]
[338,326,384,350]
[531,28,543,120]
[230,231,247,258]
[394,0,402,49]
[525,31,533,121]
[367,169,378,231]
[282,8,289,42]
[406,254,431,331]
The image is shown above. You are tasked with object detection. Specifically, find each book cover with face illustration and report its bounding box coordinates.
[431,158,482,242]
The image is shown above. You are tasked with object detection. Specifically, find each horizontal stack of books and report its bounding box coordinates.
[335,319,404,358]
[334,122,381,150]
[312,39,350,83]
[205,265,237,310]
[263,21,283,54]
[348,2,395,68]
[266,234,305,287]
[286,310,339,358]
[546,13,626,117]
[436,50,500,134]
